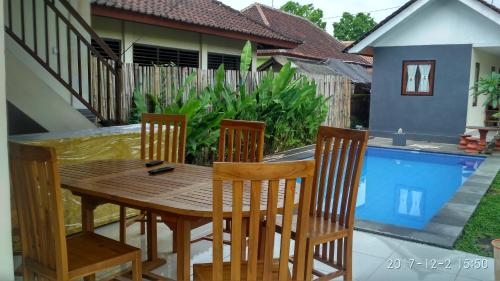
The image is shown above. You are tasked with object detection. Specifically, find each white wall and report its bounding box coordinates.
[92,16,257,70]
[466,48,500,127]
[6,42,96,132]
[372,0,500,48]
[0,0,15,278]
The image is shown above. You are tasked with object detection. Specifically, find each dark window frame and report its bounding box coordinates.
[401,60,436,96]
[207,52,241,70]
[91,38,122,60]
[133,43,199,67]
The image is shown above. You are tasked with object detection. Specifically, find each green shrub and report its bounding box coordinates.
[131,41,328,165]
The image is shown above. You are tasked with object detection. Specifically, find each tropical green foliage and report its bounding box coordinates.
[473,72,500,119]
[130,41,328,165]
[333,12,376,41]
[280,1,326,30]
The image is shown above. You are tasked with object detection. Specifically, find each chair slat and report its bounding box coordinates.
[218,125,226,162]
[339,140,357,226]
[292,176,313,281]
[156,120,163,159]
[227,128,234,162]
[242,129,249,162]
[309,133,324,215]
[234,130,242,162]
[278,179,296,281]
[246,180,262,281]
[324,138,342,220]
[262,179,279,281]
[230,180,244,280]
[212,179,224,281]
[178,121,187,162]
[249,130,256,162]
[331,139,350,223]
[164,121,171,161]
[148,121,155,159]
[315,137,332,218]
[140,121,146,159]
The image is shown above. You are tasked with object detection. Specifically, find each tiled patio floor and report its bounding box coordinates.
[88,221,494,281]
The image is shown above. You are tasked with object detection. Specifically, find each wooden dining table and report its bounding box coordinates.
[59,159,292,281]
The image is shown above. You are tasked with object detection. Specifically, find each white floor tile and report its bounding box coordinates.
[353,231,403,258]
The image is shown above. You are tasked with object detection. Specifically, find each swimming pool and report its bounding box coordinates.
[314,147,485,230]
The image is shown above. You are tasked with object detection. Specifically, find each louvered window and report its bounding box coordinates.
[91,38,121,60]
[133,43,199,67]
[208,53,241,70]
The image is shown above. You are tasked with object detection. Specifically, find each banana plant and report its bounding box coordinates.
[131,40,329,164]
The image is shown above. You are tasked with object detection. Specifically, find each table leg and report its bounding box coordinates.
[81,196,97,232]
[80,197,97,281]
[147,211,158,262]
[176,219,191,281]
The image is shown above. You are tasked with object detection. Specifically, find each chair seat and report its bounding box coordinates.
[276,214,349,245]
[67,232,140,279]
[193,259,289,281]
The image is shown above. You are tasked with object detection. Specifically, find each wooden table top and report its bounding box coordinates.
[60,159,294,218]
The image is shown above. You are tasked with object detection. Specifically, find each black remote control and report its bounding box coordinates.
[148,166,174,175]
[145,160,164,167]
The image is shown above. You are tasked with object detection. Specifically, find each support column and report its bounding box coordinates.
[0,0,15,279]
[200,34,208,70]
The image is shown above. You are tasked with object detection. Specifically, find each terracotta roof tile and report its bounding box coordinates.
[91,0,299,46]
[241,3,371,65]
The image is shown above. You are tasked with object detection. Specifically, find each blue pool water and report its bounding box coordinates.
[313,147,485,230]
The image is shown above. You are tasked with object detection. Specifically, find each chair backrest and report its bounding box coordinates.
[9,142,69,280]
[212,160,315,281]
[141,113,187,163]
[310,126,368,228]
[218,119,265,162]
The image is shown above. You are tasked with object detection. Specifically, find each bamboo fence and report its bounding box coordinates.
[119,64,353,127]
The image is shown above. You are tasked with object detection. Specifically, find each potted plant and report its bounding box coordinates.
[473,72,500,121]
[493,239,500,281]
[472,72,500,150]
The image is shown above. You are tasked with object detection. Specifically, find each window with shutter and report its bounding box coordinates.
[91,38,121,60]
[133,43,199,67]
[208,53,241,70]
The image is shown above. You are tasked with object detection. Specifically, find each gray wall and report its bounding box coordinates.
[370,45,472,143]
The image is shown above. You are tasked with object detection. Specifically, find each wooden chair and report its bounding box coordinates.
[193,160,315,281]
[194,119,266,244]
[120,113,187,243]
[9,142,141,281]
[218,119,266,162]
[307,127,368,280]
[273,126,368,280]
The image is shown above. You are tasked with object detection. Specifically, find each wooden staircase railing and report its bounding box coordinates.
[5,0,123,125]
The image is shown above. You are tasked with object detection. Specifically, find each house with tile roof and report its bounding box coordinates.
[241,3,371,66]
[346,0,500,143]
[90,0,300,71]
[241,3,373,128]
